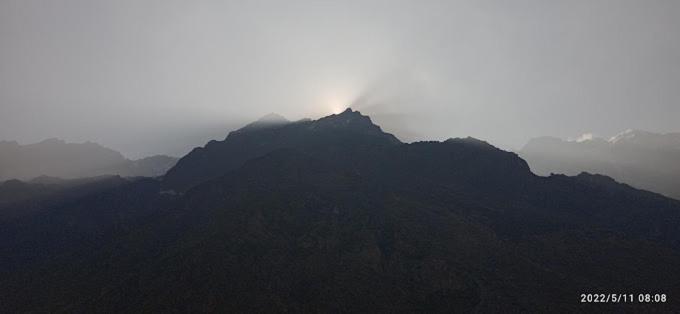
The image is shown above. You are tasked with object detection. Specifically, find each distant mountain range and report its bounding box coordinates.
[0,138,178,181]
[2,110,680,312]
[520,129,680,199]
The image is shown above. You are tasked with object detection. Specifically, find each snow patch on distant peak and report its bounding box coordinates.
[567,133,596,143]
[608,129,639,144]
[576,133,594,143]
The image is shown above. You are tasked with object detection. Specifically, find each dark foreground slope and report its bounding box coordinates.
[2,111,680,312]
[0,176,129,221]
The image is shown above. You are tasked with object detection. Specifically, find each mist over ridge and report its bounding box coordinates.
[0,138,178,181]
[2,0,680,157]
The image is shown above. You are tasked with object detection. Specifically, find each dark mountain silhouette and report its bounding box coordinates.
[520,130,680,199]
[2,111,680,312]
[0,139,178,180]
[163,108,400,192]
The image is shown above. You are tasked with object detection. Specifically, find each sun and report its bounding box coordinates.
[317,88,352,115]
[330,103,346,114]
[326,94,348,114]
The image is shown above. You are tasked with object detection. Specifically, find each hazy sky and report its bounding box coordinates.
[1,0,679,158]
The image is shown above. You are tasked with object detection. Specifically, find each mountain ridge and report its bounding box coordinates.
[163,108,401,192]
[0,139,178,180]
[520,130,680,199]
[2,112,680,311]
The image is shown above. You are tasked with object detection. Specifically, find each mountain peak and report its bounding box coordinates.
[235,113,291,134]
[446,137,496,149]
[315,108,372,127]
[163,108,401,192]
[606,129,680,149]
[310,109,401,144]
[608,129,646,144]
[257,112,288,123]
[337,107,362,117]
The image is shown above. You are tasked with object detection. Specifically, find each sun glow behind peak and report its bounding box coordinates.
[324,91,350,115]
[330,103,347,115]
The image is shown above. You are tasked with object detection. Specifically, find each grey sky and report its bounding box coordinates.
[1,0,679,158]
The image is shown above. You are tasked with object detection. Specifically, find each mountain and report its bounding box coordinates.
[0,139,178,180]
[520,130,680,199]
[126,155,179,177]
[0,175,130,222]
[235,112,291,133]
[2,112,680,312]
[163,108,401,192]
